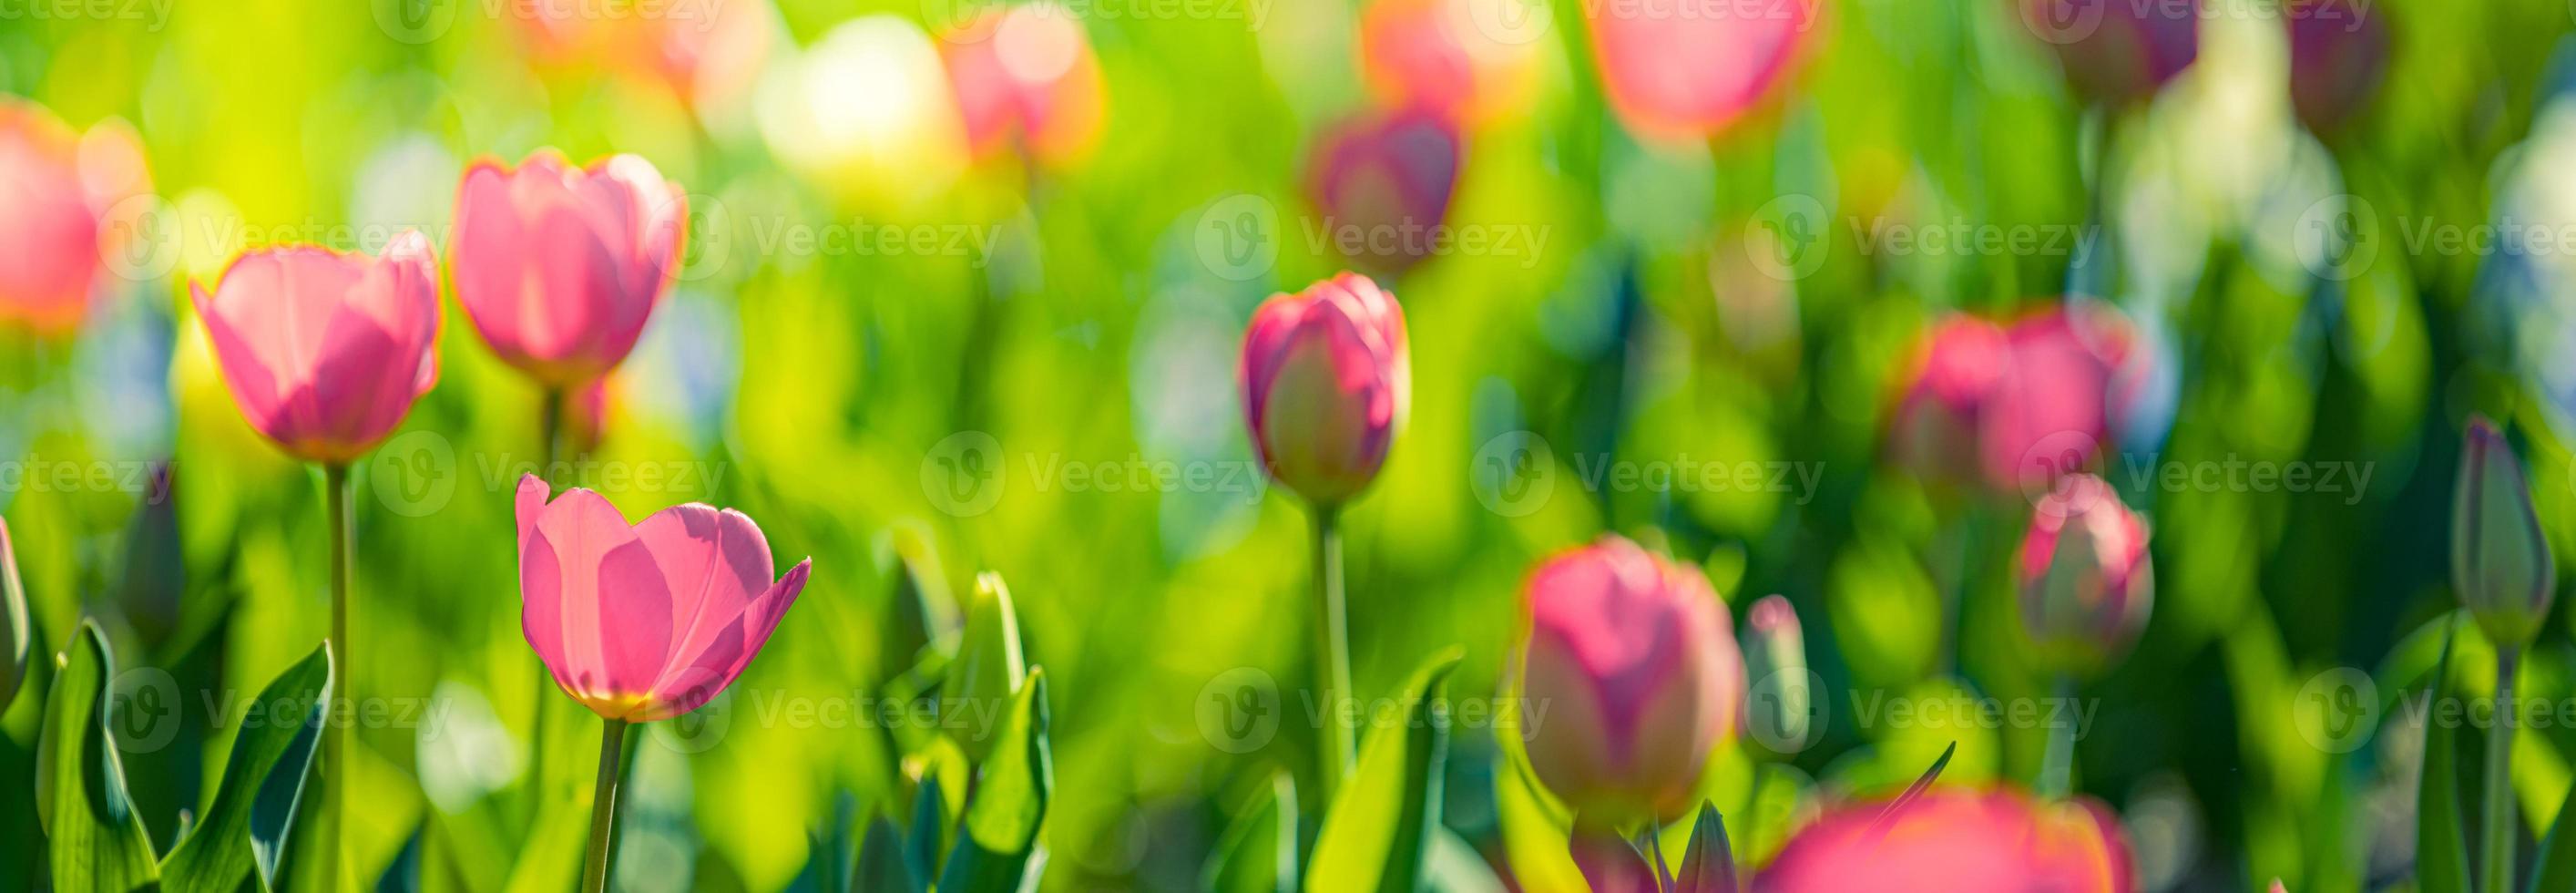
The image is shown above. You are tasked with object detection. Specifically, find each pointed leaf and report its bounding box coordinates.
[935,669,1053,893]
[1305,647,1464,893]
[36,621,160,891]
[906,775,948,884]
[1674,802,1738,893]
[856,812,924,893]
[0,518,26,715]
[2420,621,2470,893]
[940,573,1026,765]
[1863,741,1956,844]
[160,640,333,893]
[1202,771,1296,893]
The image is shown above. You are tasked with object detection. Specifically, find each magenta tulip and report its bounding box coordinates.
[2287,0,2387,133]
[936,4,1107,169]
[2022,0,2199,106]
[516,474,811,722]
[1759,788,2135,893]
[1583,0,1816,142]
[1358,0,1539,128]
[1890,315,2012,489]
[1519,536,1743,823]
[2454,416,2553,650]
[452,151,686,390]
[193,232,442,465]
[1241,272,1410,508]
[1888,304,2138,497]
[0,100,148,334]
[2019,474,2153,674]
[1303,106,1462,277]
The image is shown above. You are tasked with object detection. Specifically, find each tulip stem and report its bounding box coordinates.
[581,718,630,893]
[1311,506,1354,799]
[2484,648,2520,893]
[530,387,565,807]
[2039,673,2075,799]
[323,462,353,892]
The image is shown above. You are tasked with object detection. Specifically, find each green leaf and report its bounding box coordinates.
[2421,621,2470,893]
[1304,647,1464,893]
[2531,774,2576,893]
[0,518,26,716]
[906,775,949,884]
[35,621,160,891]
[935,668,1052,893]
[1673,802,1738,893]
[159,640,333,893]
[855,811,923,893]
[940,573,1026,765]
[1201,771,1296,893]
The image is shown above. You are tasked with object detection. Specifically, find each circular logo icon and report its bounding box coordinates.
[1470,430,1556,518]
[2014,430,2105,514]
[372,430,456,518]
[98,193,182,283]
[2294,194,2378,282]
[2293,666,2379,754]
[670,191,733,283]
[922,0,996,39]
[1195,667,1281,754]
[2020,0,2105,45]
[1744,667,1826,754]
[923,431,1006,517]
[651,685,733,754]
[1195,193,1280,282]
[108,664,181,754]
[1467,0,1551,46]
[373,0,457,44]
[1746,193,1831,281]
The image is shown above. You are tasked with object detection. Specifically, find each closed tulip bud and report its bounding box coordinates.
[516,475,811,721]
[1742,594,1810,750]
[2019,475,2153,675]
[1519,537,1743,824]
[1758,789,2133,893]
[0,518,25,715]
[1582,0,1816,142]
[2287,0,2387,134]
[452,151,685,391]
[1241,273,1410,509]
[2022,0,2200,107]
[1889,315,2010,488]
[2452,416,2554,650]
[193,232,442,465]
[942,571,1027,763]
[1303,106,1461,277]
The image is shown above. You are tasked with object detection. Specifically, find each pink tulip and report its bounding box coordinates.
[192,232,442,465]
[2453,416,2553,650]
[1241,272,1410,508]
[936,3,1107,169]
[1358,0,1539,128]
[1759,788,2135,893]
[451,151,686,390]
[0,100,149,334]
[2018,474,2152,673]
[2286,0,2387,133]
[1889,315,2012,488]
[1888,304,2138,497]
[516,475,811,722]
[1303,106,1462,277]
[1583,0,1818,143]
[2022,0,2199,106]
[1519,536,1743,823]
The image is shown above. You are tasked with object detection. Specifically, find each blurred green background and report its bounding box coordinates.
[7,0,2576,889]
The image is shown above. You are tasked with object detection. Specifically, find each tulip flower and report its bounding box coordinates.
[1887,304,2138,498]
[1519,537,1743,824]
[515,474,811,893]
[2018,474,2153,676]
[2452,416,2550,649]
[1303,106,1462,277]
[1357,0,1540,128]
[1240,272,1409,798]
[193,231,441,888]
[0,100,149,334]
[451,151,686,395]
[1758,788,2134,893]
[2286,0,2387,134]
[1889,315,2012,489]
[1582,0,1816,142]
[936,2,1107,169]
[2021,0,2199,106]
[1742,594,1810,751]
[1241,272,1410,508]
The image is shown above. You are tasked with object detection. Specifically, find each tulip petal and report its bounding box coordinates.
[636,503,775,672]
[641,558,809,720]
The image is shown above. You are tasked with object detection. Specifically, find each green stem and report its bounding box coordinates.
[580,719,629,893]
[323,463,353,892]
[1311,506,1354,799]
[2039,674,2076,799]
[2485,649,2520,893]
[531,389,565,803]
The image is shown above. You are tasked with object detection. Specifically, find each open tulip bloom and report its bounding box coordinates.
[515,474,810,893]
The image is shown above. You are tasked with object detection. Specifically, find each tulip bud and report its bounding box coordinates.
[1759,789,2133,892]
[193,232,443,465]
[2022,0,2200,107]
[1889,315,2010,488]
[452,150,685,391]
[935,3,1107,169]
[942,572,1027,763]
[1241,273,1410,509]
[1519,537,1743,824]
[2452,416,2554,650]
[1303,107,1461,277]
[0,518,26,715]
[2018,475,2153,676]
[1742,594,1810,752]
[1582,0,1816,142]
[2287,0,2387,134]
